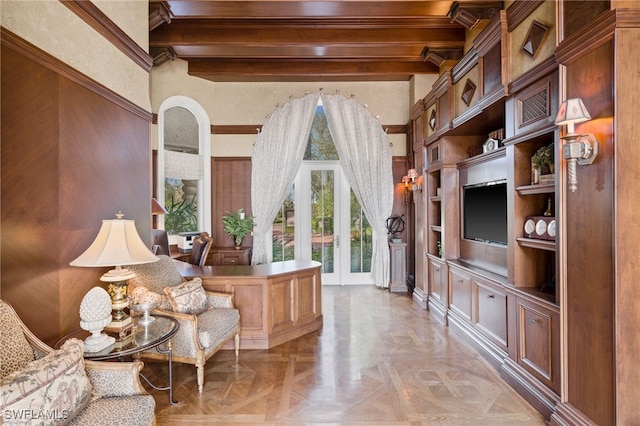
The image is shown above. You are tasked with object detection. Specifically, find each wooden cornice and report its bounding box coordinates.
[556,9,640,65]
[506,0,545,32]
[447,2,503,30]
[410,99,425,120]
[473,9,506,57]
[60,0,153,72]
[451,46,479,85]
[508,55,557,95]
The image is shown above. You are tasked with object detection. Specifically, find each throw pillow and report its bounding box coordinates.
[128,255,184,310]
[1,338,92,425]
[164,277,209,314]
[0,300,35,379]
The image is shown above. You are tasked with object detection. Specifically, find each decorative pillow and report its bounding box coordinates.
[1,338,92,425]
[128,255,184,310]
[164,277,209,314]
[0,300,35,379]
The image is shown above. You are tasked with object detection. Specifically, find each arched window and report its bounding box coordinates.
[157,96,211,240]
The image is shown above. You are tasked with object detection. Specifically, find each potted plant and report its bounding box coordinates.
[531,143,554,184]
[222,208,256,249]
[532,144,554,175]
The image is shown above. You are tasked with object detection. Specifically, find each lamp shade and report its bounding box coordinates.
[407,168,419,180]
[555,98,591,126]
[401,176,410,184]
[70,213,158,269]
[151,198,168,215]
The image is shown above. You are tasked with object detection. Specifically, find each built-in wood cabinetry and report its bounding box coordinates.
[412,3,640,423]
[409,1,569,421]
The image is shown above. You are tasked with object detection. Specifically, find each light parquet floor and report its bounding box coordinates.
[142,285,548,426]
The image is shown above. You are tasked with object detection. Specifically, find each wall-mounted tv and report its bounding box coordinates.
[463,180,507,245]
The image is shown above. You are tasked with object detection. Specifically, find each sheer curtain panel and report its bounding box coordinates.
[251,93,320,265]
[320,94,394,288]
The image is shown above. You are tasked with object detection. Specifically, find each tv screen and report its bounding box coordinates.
[463,181,507,245]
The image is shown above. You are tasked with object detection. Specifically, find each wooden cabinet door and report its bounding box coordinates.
[516,296,560,393]
[474,278,508,350]
[449,267,472,322]
[428,257,446,305]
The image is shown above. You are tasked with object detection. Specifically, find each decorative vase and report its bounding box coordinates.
[234,239,243,250]
[532,165,541,185]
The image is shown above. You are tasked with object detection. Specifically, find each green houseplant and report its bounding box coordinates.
[531,143,554,175]
[222,208,256,248]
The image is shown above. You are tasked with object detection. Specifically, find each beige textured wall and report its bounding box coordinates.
[509,0,556,82]
[150,58,413,157]
[1,0,150,111]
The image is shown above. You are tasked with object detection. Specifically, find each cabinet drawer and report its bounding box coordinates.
[449,268,472,322]
[219,253,245,265]
[474,279,507,350]
[211,248,252,266]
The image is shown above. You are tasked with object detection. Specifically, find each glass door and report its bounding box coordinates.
[295,162,373,285]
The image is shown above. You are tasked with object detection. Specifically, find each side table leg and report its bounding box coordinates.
[139,343,178,405]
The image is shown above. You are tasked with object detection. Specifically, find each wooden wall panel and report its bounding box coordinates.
[211,157,253,247]
[1,45,62,343]
[1,42,152,345]
[565,40,615,426]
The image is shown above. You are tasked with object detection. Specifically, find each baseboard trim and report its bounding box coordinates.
[447,312,507,370]
[551,402,598,426]
[501,358,559,420]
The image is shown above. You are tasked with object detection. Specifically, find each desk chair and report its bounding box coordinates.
[151,229,170,256]
[188,232,213,266]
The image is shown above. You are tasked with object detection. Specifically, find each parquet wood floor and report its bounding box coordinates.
[143,285,548,425]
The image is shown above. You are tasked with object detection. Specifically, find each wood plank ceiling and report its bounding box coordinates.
[149,1,503,82]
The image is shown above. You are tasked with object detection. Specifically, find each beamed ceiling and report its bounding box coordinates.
[149,1,503,82]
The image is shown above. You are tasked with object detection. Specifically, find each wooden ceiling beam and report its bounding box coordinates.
[150,26,465,45]
[161,1,458,19]
[187,58,439,82]
[171,44,444,59]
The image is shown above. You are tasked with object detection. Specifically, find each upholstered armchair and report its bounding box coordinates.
[0,299,155,426]
[127,255,240,393]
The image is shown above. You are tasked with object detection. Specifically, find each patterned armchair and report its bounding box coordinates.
[0,299,155,426]
[127,255,240,393]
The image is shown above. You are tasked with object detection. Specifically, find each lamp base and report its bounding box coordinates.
[84,332,116,353]
[107,315,132,330]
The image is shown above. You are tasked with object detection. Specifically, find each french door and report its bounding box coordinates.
[295,161,373,285]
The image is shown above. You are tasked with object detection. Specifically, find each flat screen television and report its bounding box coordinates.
[463,180,507,245]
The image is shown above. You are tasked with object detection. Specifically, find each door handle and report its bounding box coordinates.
[335,234,340,248]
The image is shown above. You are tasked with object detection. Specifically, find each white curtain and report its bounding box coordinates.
[320,94,394,288]
[251,93,320,265]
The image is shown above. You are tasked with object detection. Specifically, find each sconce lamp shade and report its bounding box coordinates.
[151,198,168,215]
[407,168,419,180]
[70,212,158,278]
[401,175,410,185]
[555,98,592,133]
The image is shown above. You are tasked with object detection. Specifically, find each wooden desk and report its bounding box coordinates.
[173,259,323,349]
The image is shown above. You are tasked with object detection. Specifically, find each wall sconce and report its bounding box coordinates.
[402,168,422,204]
[554,98,599,192]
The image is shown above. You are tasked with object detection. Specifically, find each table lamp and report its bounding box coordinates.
[70,212,158,329]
